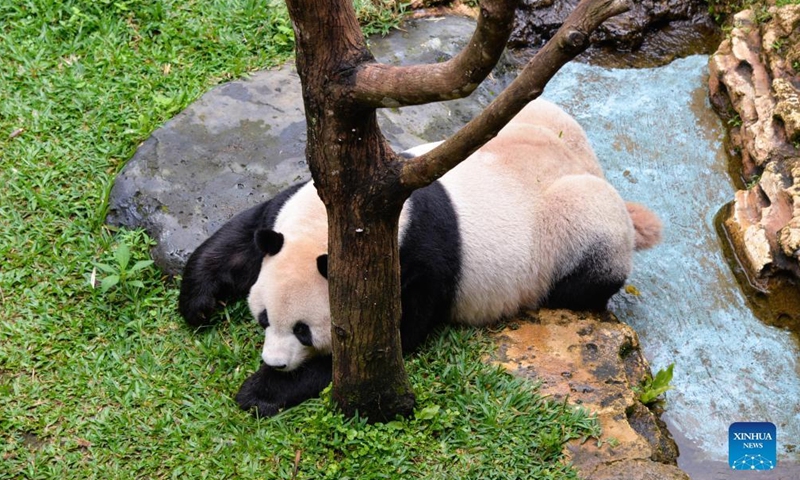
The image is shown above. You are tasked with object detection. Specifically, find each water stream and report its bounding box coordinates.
[541,55,800,478]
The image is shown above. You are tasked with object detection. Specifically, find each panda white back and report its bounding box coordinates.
[423,98,634,325]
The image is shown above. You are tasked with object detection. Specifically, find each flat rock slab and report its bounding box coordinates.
[106,16,514,275]
[492,309,688,480]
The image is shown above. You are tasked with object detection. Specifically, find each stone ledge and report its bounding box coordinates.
[490,309,688,480]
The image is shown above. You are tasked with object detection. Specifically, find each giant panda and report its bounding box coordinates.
[178,99,662,417]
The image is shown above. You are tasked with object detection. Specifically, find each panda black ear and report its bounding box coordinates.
[255,229,284,256]
[316,254,328,279]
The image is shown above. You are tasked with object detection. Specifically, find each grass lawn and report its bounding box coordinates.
[0,1,600,478]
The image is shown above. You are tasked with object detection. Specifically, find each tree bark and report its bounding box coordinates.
[352,0,519,107]
[284,0,416,420]
[282,0,629,421]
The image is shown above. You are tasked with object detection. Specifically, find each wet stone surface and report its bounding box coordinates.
[509,0,721,68]
[708,6,800,301]
[106,67,311,274]
[491,309,688,480]
[109,13,800,480]
[107,16,515,274]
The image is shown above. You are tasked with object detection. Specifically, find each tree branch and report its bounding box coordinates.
[351,0,519,108]
[399,0,630,190]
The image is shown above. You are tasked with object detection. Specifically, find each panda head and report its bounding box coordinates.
[247,229,330,371]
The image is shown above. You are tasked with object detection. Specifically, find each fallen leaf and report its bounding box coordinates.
[624,284,640,296]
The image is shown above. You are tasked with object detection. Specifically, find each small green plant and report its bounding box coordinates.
[727,113,743,127]
[755,6,773,24]
[637,363,675,405]
[707,0,757,25]
[597,436,621,448]
[92,242,154,298]
[746,174,762,190]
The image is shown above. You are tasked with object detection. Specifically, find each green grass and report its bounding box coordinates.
[708,0,800,25]
[1,1,599,478]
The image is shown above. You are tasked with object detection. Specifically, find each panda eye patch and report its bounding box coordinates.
[293,322,313,347]
[257,310,269,328]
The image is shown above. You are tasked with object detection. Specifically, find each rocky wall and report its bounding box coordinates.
[508,0,719,67]
[708,4,800,286]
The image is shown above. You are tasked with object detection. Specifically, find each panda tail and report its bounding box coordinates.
[626,202,662,250]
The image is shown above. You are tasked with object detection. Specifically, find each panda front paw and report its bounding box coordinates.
[235,389,281,417]
[234,363,287,417]
[234,357,333,418]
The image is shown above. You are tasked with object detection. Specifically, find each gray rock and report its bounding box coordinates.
[106,16,515,275]
[106,68,310,274]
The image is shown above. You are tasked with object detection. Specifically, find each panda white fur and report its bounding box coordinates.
[178,99,662,416]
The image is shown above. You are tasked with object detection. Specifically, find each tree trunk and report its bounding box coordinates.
[284,0,416,420]
[312,112,415,419]
[327,194,415,419]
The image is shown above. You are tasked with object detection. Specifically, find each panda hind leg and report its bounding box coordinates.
[542,244,627,311]
[539,175,632,312]
[398,271,454,354]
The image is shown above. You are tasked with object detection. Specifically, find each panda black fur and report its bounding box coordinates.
[179,99,662,417]
[178,182,306,326]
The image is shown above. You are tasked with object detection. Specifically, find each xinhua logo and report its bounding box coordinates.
[729,422,777,471]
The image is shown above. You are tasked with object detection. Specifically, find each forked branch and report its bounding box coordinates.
[351,0,519,108]
[399,0,630,190]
